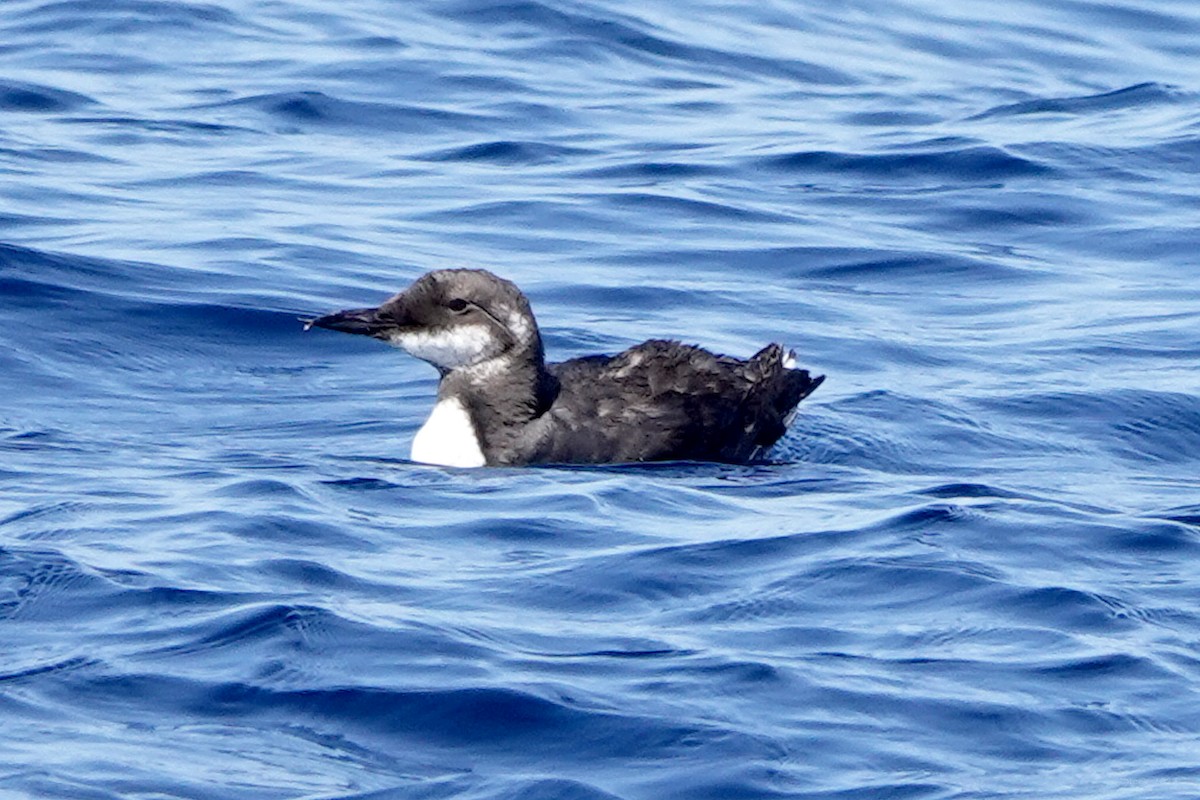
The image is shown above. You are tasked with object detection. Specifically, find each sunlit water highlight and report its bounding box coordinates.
[2,1,1200,798]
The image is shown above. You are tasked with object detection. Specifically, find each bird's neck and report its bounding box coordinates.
[438,343,557,460]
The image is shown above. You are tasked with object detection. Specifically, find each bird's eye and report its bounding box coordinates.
[447,298,469,313]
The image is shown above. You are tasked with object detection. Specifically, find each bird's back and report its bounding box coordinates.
[517,340,823,464]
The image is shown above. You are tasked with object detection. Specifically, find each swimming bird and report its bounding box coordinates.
[305,269,823,467]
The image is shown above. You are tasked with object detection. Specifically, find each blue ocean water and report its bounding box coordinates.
[3,0,1200,797]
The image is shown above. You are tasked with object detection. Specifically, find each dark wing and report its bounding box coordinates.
[521,340,821,464]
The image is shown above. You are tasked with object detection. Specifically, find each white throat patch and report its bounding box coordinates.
[389,325,494,370]
[411,397,486,468]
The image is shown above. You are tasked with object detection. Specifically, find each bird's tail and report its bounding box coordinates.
[740,344,824,459]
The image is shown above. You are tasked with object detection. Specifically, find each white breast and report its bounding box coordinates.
[410,397,486,468]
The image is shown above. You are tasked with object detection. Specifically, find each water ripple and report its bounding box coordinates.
[4,0,1200,797]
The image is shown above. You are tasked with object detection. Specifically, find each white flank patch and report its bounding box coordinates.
[390,325,493,369]
[782,348,797,369]
[411,397,486,468]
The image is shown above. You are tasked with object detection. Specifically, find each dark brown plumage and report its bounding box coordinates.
[306,269,823,466]
[524,340,821,464]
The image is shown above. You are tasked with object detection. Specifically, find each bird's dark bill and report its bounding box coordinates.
[303,307,386,336]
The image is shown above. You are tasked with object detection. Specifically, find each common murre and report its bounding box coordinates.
[305,269,824,467]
